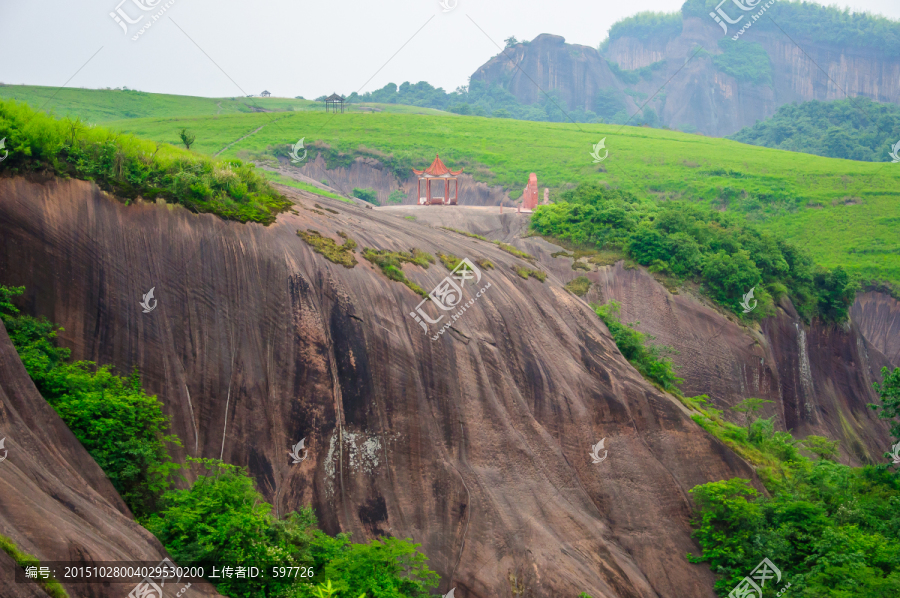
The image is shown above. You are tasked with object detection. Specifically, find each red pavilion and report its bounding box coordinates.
[414,154,463,205]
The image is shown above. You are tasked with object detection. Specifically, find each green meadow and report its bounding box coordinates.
[0,85,449,124]
[3,86,898,287]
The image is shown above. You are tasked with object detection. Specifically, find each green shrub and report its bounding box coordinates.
[713,39,773,86]
[688,441,900,597]
[0,285,180,519]
[352,187,379,205]
[388,189,406,204]
[594,301,683,393]
[606,11,682,46]
[531,182,854,322]
[0,99,290,224]
[147,458,439,598]
[871,366,900,445]
[565,276,592,296]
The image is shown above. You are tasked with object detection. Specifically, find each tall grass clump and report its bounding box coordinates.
[0,98,290,224]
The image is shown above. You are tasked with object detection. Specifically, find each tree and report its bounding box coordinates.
[730,397,774,431]
[871,366,900,444]
[799,435,840,461]
[387,189,406,204]
[352,187,378,205]
[145,458,316,598]
[504,36,519,49]
[179,128,196,150]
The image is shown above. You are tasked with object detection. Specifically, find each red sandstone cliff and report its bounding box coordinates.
[0,176,762,598]
[471,20,900,137]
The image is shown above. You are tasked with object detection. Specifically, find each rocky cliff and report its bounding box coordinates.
[0,175,762,598]
[471,17,900,137]
[391,205,897,466]
[0,320,222,598]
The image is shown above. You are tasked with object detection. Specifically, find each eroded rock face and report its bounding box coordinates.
[390,205,896,466]
[0,176,759,598]
[0,323,222,598]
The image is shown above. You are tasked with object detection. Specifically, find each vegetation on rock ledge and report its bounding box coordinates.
[0,99,290,224]
[362,248,434,297]
[532,182,858,322]
[297,230,359,268]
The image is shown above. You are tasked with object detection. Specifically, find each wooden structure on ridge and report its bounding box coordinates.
[260,90,271,97]
[414,155,463,205]
[325,93,345,113]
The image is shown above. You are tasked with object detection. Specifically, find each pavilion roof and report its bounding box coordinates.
[325,93,344,101]
[413,154,463,177]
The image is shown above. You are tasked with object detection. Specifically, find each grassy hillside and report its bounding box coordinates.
[0,85,449,123]
[4,86,899,288]
[100,109,900,287]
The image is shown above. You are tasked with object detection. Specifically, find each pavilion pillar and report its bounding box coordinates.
[427,179,432,204]
[444,179,449,205]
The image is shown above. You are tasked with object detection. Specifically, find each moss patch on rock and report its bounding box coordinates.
[565,276,592,296]
[297,229,358,268]
[362,248,433,297]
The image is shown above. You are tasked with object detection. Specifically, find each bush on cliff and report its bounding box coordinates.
[0,98,290,224]
[531,182,858,322]
[147,458,440,598]
[0,285,180,518]
[688,422,900,597]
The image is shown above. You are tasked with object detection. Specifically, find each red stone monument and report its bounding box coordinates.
[414,155,463,205]
[519,173,539,212]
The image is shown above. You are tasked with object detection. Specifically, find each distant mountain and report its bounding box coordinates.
[469,0,900,136]
[729,98,900,161]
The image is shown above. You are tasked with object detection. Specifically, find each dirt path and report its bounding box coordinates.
[213,113,291,157]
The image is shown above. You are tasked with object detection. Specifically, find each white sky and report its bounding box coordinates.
[1,0,898,99]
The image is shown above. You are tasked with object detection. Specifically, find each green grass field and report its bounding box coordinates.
[0,85,451,123]
[4,85,899,286]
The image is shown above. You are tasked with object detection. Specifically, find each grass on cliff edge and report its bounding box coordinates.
[0,98,290,224]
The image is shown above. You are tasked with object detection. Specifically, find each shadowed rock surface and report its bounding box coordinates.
[0,176,762,598]
[388,204,897,466]
[0,322,222,598]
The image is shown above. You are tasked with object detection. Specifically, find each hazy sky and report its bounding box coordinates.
[1,0,898,100]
